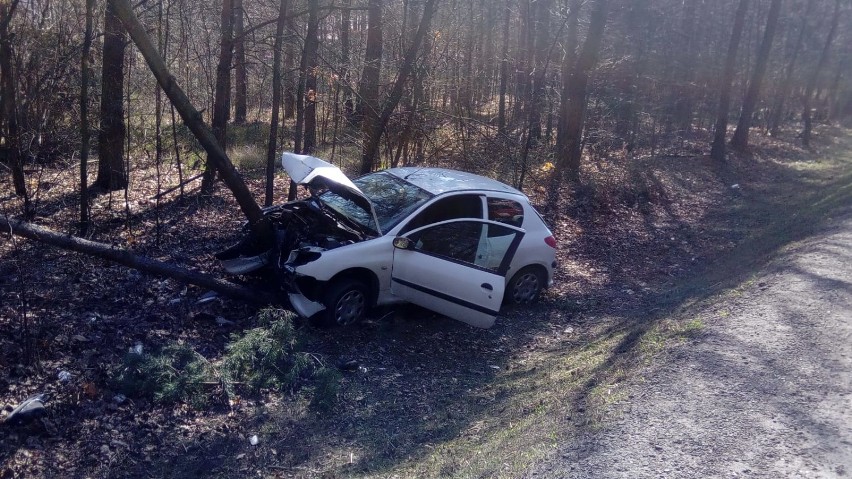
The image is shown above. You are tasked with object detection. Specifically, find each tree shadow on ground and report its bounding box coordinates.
[2,128,850,477]
[111,130,852,478]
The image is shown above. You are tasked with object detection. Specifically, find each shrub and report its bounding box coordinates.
[221,309,312,393]
[111,309,340,410]
[112,342,216,407]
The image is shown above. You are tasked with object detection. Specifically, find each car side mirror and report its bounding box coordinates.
[392,237,413,250]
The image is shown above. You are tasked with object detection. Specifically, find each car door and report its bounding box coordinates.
[390,219,524,328]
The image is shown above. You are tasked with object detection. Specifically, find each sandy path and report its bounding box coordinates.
[534,212,852,478]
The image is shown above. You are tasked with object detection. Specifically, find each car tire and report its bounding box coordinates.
[319,279,369,327]
[506,266,545,305]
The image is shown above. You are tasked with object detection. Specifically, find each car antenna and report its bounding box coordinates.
[404,167,427,180]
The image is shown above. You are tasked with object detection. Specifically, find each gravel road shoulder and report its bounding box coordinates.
[535,211,852,478]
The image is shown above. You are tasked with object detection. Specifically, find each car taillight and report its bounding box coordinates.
[544,235,557,248]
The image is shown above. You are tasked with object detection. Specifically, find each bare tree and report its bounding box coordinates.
[0,0,26,208]
[710,0,750,161]
[802,0,841,147]
[79,0,95,234]
[769,0,811,137]
[528,0,551,141]
[359,0,439,174]
[730,0,782,150]
[302,0,319,154]
[202,0,235,193]
[96,1,129,190]
[340,0,353,120]
[353,0,383,127]
[674,0,698,134]
[497,0,511,135]
[266,0,288,206]
[233,0,247,125]
[109,0,268,236]
[554,0,609,183]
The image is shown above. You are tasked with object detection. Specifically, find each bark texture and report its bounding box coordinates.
[555,0,608,183]
[0,0,26,202]
[96,1,128,191]
[202,0,234,193]
[79,0,94,233]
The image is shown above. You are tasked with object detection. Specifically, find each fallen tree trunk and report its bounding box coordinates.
[1,216,277,305]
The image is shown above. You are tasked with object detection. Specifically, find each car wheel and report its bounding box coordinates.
[320,279,369,326]
[507,266,545,305]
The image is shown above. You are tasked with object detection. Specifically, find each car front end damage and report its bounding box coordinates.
[217,153,384,317]
[216,196,372,316]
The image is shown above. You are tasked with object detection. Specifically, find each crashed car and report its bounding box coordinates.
[217,153,557,328]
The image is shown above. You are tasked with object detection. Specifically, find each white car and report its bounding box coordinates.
[217,153,557,328]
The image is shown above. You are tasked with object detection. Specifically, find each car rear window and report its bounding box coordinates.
[487,198,524,227]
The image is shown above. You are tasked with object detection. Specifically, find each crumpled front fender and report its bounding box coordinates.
[288,292,325,318]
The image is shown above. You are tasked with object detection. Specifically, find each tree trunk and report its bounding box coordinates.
[283,14,296,120]
[802,0,840,147]
[303,0,319,154]
[675,0,697,134]
[826,56,847,121]
[108,0,269,238]
[0,0,26,206]
[79,0,94,234]
[395,0,424,167]
[730,0,782,150]
[554,0,581,160]
[202,0,234,193]
[354,0,382,126]
[0,216,275,304]
[497,0,510,135]
[359,0,439,174]
[513,0,531,122]
[340,0,353,119]
[233,0,247,125]
[265,0,288,207]
[769,0,809,137]
[528,0,551,141]
[710,0,750,161]
[96,1,129,191]
[555,0,608,183]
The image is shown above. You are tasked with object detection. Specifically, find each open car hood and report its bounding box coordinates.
[281,153,382,234]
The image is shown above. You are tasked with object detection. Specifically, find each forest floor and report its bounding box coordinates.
[1,123,851,478]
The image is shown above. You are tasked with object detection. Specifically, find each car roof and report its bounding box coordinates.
[384,167,525,196]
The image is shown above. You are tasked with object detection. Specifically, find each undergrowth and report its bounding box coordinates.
[111,342,216,408]
[111,308,340,410]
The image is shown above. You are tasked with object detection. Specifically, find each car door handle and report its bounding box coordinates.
[481,283,493,291]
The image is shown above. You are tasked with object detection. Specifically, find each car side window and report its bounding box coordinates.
[408,221,481,264]
[407,221,520,273]
[487,197,524,227]
[400,194,483,234]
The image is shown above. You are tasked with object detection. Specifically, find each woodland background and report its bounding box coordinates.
[2,0,852,476]
[1,0,850,223]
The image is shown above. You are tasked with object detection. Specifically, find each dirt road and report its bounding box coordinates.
[534,211,852,478]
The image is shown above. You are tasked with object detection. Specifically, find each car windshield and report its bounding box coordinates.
[318,171,433,235]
